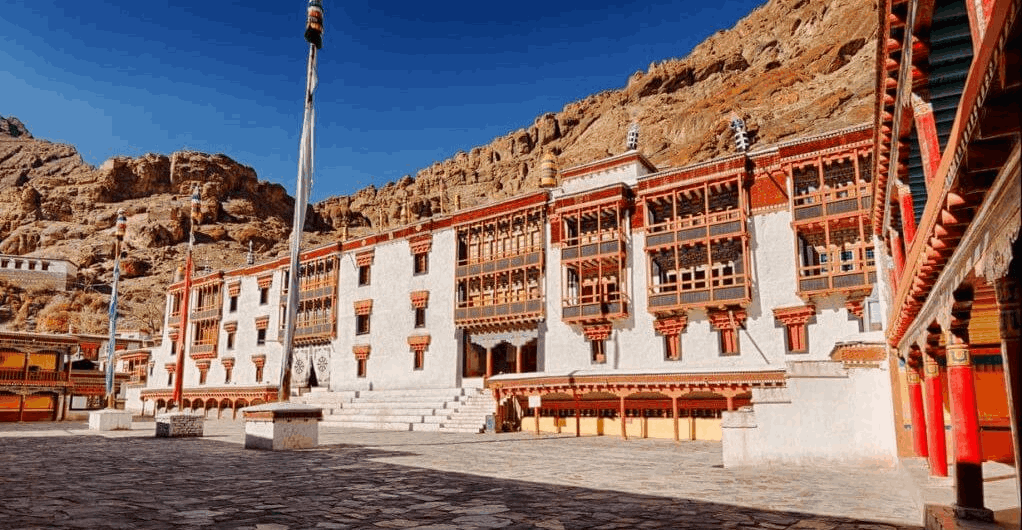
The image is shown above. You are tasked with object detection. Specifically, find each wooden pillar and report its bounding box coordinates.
[910,99,941,193]
[993,274,1021,484]
[54,393,64,421]
[945,328,991,518]
[533,405,540,435]
[890,229,906,279]
[907,364,929,457]
[896,186,918,245]
[619,396,627,440]
[923,352,949,477]
[515,345,523,374]
[574,397,581,438]
[689,409,697,441]
[18,393,25,422]
[485,346,494,379]
[672,396,680,443]
[725,395,735,412]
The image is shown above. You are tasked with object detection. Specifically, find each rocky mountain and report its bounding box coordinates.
[0,0,877,334]
[316,0,877,232]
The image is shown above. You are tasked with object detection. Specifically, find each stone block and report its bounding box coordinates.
[243,403,322,451]
[155,412,204,438]
[89,409,134,431]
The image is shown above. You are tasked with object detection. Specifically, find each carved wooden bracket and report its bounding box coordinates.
[354,299,373,315]
[582,323,612,342]
[352,344,371,361]
[409,235,433,255]
[356,250,375,267]
[407,334,431,352]
[410,291,429,309]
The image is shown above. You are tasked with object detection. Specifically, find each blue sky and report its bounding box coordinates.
[1,0,763,202]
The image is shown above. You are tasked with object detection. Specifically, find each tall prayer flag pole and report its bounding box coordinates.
[104,209,127,408]
[279,0,324,402]
[171,186,201,406]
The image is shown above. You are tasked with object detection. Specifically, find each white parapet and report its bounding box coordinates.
[242,402,323,451]
[88,409,134,431]
[155,412,204,438]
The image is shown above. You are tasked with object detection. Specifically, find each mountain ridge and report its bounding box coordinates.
[0,0,877,333]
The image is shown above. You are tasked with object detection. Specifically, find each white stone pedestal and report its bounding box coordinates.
[89,409,134,431]
[243,403,322,450]
[155,412,204,438]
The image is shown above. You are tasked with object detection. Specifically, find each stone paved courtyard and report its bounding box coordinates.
[0,418,956,529]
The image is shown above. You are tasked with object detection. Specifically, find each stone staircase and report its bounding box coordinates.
[438,387,495,433]
[292,387,494,433]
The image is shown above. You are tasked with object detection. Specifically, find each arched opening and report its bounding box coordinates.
[219,399,232,419]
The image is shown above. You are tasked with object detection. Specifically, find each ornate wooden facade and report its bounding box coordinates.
[453,193,547,331]
[281,248,339,345]
[553,184,632,325]
[788,144,876,301]
[640,160,752,315]
[873,0,1019,520]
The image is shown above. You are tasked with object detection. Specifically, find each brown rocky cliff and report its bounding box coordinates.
[317,0,877,234]
[0,118,331,334]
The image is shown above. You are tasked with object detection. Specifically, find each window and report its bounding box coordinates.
[414,307,426,328]
[255,365,264,382]
[413,349,425,370]
[413,253,429,275]
[199,369,208,385]
[229,295,238,312]
[357,358,367,378]
[664,335,681,361]
[257,328,267,346]
[170,342,177,356]
[719,329,740,356]
[591,340,606,364]
[840,249,854,272]
[259,287,269,305]
[167,372,174,386]
[224,367,232,384]
[356,314,370,335]
[358,265,371,286]
[226,331,235,350]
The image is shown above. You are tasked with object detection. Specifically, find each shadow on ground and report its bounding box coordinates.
[0,433,921,530]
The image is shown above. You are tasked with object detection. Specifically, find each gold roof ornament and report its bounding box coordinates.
[538,151,559,189]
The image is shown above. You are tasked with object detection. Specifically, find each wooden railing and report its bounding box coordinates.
[792,182,871,222]
[0,368,69,385]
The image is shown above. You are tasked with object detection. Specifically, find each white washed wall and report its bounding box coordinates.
[332,230,459,391]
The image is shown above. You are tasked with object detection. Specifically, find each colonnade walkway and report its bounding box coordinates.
[1,418,1017,529]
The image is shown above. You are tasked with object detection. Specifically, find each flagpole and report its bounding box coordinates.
[279,1,323,402]
[171,186,200,408]
[104,209,127,408]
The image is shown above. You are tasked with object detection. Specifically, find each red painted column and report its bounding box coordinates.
[515,345,523,374]
[945,330,991,518]
[897,185,918,244]
[890,229,906,279]
[923,353,949,477]
[911,101,942,193]
[993,275,1021,486]
[485,346,493,379]
[907,364,929,457]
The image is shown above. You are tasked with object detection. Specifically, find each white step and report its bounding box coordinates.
[355,395,464,404]
[325,413,448,424]
[321,420,414,430]
[341,400,452,410]
[438,426,484,433]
